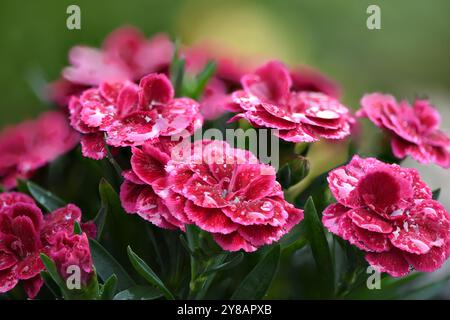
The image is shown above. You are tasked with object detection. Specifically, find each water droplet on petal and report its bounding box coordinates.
[261,201,274,212]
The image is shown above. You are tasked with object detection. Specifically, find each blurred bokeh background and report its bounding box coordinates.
[0,0,449,298]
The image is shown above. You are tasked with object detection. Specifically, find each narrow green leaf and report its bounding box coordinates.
[93,203,107,239]
[40,254,67,291]
[40,271,61,298]
[97,178,150,266]
[194,254,227,299]
[41,253,100,300]
[114,285,163,300]
[73,221,82,235]
[192,61,216,99]
[432,188,441,200]
[104,135,123,176]
[127,246,175,300]
[346,272,425,299]
[170,40,186,97]
[16,179,29,194]
[201,253,244,276]
[179,234,196,258]
[231,245,281,300]
[27,181,66,212]
[304,197,335,297]
[89,239,135,291]
[100,274,118,300]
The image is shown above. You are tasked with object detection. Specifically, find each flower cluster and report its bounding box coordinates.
[121,140,304,252]
[1,23,449,291]
[0,192,94,298]
[0,111,79,189]
[323,155,450,277]
[358,93,450,168]
[69,73,202,159]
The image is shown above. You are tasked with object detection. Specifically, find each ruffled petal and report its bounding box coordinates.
[365,249,410,277]
[213,232,257,252]
[185,201,237,234]
[403,245,447,273]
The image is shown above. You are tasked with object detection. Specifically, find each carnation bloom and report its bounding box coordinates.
[48,26,173,105]
[69,73,203,159]
[0,192,90,298]
[0,111,79,189]
[322,155,450,277]
[357,93,450,168]
[123,140,304,252]
[48,231,94,286]
[229,60,354,142]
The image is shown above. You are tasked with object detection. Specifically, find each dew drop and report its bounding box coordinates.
[261,201,273,212]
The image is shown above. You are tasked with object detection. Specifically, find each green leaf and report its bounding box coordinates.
[191,61,216,99]
[114,285,163,300]
[432,188,441,200]
[179,234,196,258]
[346,271,425,299]
[27,181,66,212]
[89,239,135,291]
[276,164,291,189]
[280,223,308,255]
[40,253,66,289]
[104,135,123,176]
[100,274,118,300]
[170,39,186,97]
[73,221,82,235]
[127,246,175,300]
[40,271,61,299]
[97,178,150,265]
[304,197,335,297]
[79,271,100,300]
[16,179,29,194]
[41,253,101,299]
[200,253,244,276]
[231,245,281,300]
[93,202,107,239]
[194,254,227,299]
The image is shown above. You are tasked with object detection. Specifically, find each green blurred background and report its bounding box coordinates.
[1,0,449,126]
[1,0,449,299]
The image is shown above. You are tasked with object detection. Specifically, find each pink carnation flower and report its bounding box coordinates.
[323,155,450,277]
[48,231,93,286]
[0,192,90,298]
[0,111,79,189]
[69,73,203,159]
[48,26,173,106]
[357,93,450,168]
[120,140,303,251]
[229,60,354,142]
[169,140,303,252]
